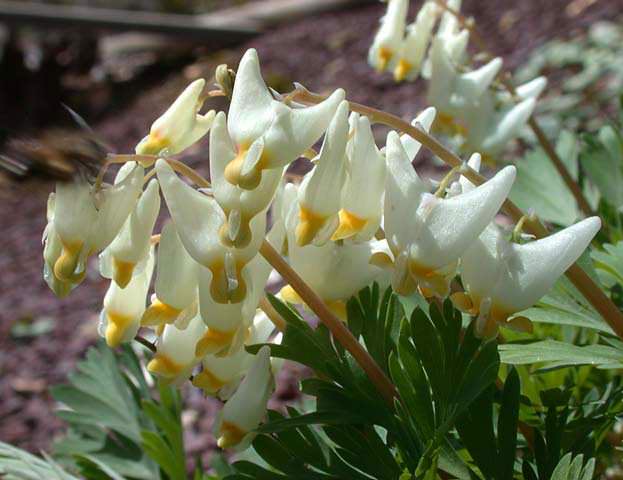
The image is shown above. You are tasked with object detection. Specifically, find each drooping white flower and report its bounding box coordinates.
[52,162,143,284]
[223,49,344,190]
[210,110,284,249]
[384,131,516,297]
[135,79,215,156]
[462,94,537,156]
[295,100,349,246]
[192,310,277,398]
[147,313,207,384]
[100,179,160,288]
[394,2,440,82]
[434,0,468,65]
[368,0,409,73]
[141,222,199,330]
[43,193,81,298]
[215,345,273,450]
[195,217,285,356]
[332,112,386,242]
[99,246,154,348]
[156,159,265,304]
[282,183,391,320]
[457,217,601,338]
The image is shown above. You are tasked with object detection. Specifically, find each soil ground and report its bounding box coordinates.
[1,0,621,465]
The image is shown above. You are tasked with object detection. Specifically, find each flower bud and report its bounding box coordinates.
[215,63,235,99]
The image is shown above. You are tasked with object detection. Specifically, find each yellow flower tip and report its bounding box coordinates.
[450,292,475,314]
[409,261,451,299]
[147,353,184,378]
[280,285,304,305]
[137,133,170,156]
[105,312,134,348]
[369,252,394,269]
[195,328,236,357]
[112,258,135,289]
[433,112,467,137]
[505,316,533,334]
[295,206,328,247]
[475,304,518,339]
[393,59,411,82]
[192,368,227,394]
[326,300,347,322]
[331,209,368,241]
[377,47,393,72]
[53,241,83,282]
[223,148,267,191]
[210,264,247,304]
[141,299,182,327]
[217,421,247,449]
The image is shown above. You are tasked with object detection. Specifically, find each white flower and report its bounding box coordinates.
[99,247,154,348]
[457,217,601,338]
[223,49,344,190]
[384,131,516,296]
[135,79,215,156]
[332,112,386,242]
[141,222,199,329]
[100,179,160,288]
[43,193,81,297]
[156,158,265,304]
[147,313,207,384]
[368,0,409,73]
[295,100,349,246]
[462,94,536,156]
[52,162,143,283]
[192,311,277,398]
[394,2,440,82]
[215,345,273,450]
[210,111,284,248]
[282,184,391,320]
[196,217,285,356]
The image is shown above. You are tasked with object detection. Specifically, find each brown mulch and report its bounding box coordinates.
[1,0,621,466]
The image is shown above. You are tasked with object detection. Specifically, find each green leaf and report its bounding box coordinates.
[0,442,79,480]
[520,253,613,334]
[497,369,520,480]
[455,387,497,479]
[580,126,623,208]
[499,340,623,370]
[256,411,363,434]
[510,134,580,226]
[50,342,178,480]
[591,241,623,288]
[551,453,596,480]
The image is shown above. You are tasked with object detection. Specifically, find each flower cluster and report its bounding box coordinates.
[368,0,547,157]
[43,47,600,451]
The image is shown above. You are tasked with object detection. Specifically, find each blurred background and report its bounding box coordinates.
[0,0,622,467]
